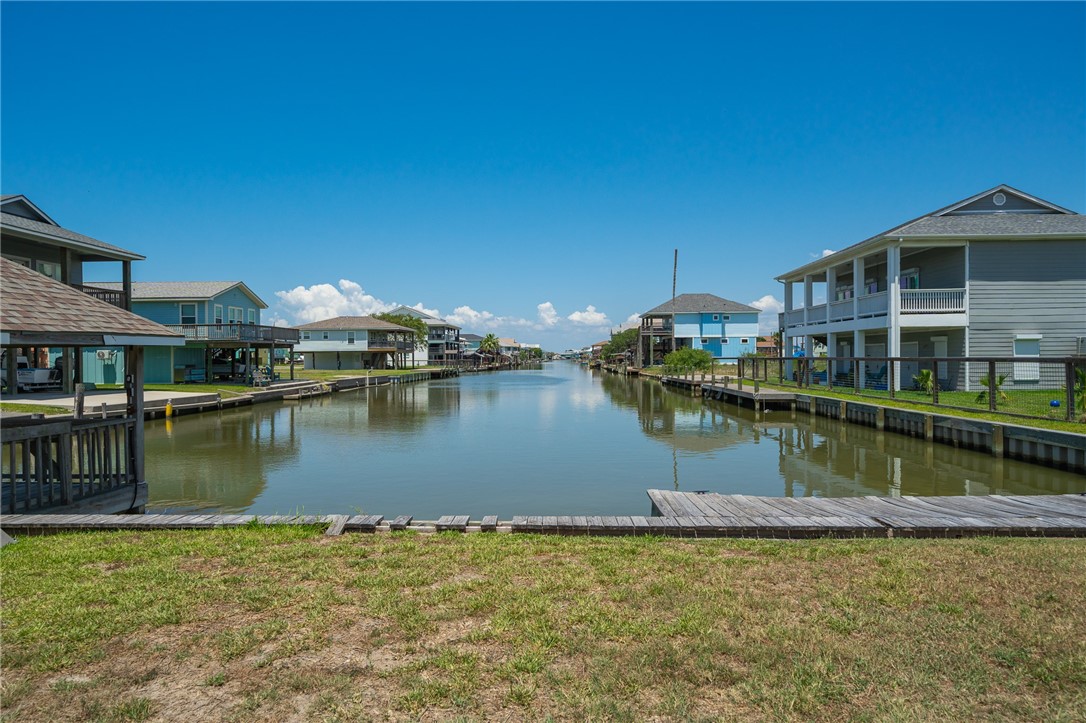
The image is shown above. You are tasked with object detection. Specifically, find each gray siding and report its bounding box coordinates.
[902,246,965,288]
[968,238,1086,360]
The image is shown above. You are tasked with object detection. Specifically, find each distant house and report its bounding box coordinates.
[294,316,416,370]
[88,281,299,384]
[388,306,461,366]
[636,294,760,366]
[756,336,780,356]
[1,194,145,391]
[776,185,1086,391]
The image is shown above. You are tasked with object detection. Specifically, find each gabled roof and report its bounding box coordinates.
[776,185,1085,281]
[94,281,267,308]
[294,316,415,332]
[389,305,460,329]
[460,333,484,342]
[0,195,144,262]
[643,293,758,315]
[0,257,183,346]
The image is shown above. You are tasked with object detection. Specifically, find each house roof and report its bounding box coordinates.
[460,333,484,342]
[93,281,267,308]
[643,293,758,315]
[389,305,460,329]
[0,195,144,262]
[776,185,1085,281]
[0,257,183,346]
[294,316,415,332]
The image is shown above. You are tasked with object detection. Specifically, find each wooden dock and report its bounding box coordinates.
[701,382,797,410]
[646,490,1086,538]
[3,491,1085,541]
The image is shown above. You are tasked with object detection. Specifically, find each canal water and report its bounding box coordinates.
[144,361,1085,517]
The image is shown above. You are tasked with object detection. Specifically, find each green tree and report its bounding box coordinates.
[600,328,639,360]
[663,347,713,374]
[374,313,428,351]
[479,333,500,358]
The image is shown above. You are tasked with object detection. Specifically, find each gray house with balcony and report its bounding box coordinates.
[1,194,143,391]
[388,306,462,366]
[776,185,1086,391]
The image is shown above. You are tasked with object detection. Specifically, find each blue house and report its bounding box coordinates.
[85,281,299,384]
[636,293,760,366]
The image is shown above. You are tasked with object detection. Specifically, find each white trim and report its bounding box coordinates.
[103,334,185,347]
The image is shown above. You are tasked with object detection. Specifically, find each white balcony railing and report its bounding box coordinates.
[900,288,966,314]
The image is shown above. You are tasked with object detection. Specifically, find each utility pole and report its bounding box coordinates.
[672,248,678,300]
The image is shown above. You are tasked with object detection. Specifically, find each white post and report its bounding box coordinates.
[853,256,865,319]
[825,267,836,323]
[803,275,813,327]
[856,329,866,389]
[888,244,902,391]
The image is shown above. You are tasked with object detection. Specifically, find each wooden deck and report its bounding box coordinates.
[3,492,1085,541]
[646,490,1086,537]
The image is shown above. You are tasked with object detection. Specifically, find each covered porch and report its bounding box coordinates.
[1,257,183,514]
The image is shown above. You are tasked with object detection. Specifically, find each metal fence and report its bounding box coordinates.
[718,355,1086,422]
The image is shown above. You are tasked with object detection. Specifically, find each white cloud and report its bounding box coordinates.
[809,248,836,259]
[537,301,560,327]
[275,279,394,323]
[567,305,611,327]
[618,313,641,330]
[445,305,534,330]
[749,294,785,335]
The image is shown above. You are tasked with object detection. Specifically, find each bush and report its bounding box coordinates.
[663,348,713,374]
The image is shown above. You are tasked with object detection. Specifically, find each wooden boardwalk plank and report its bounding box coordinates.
[480,515,498,532]
[324,515,349,536]
[389,515,413,530]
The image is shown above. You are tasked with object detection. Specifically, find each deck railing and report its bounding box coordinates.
[165,323,300,344]
[74,284,127,309]
[900,288,966,314]
[2,416,136,513]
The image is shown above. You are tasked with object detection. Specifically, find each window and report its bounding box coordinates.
[248,309,256,325]
[722,315,730,320]
[347,331,355,345]
[180,303,197,325]
[35,261,62,281]
[301,332,310,340]
[711,315,719,321]
[701,338,709,345]
[740,338,749,344]
[322,332,330,340]
[721,338,729,345]
[900,268,920,291]
[228,307,243,324]
[1013,335,1041,382]
[214,305,224,324]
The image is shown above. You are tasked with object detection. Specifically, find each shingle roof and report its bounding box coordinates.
[0,257,183,343]
[294,316,415,332]
[893,213,1086,237]
[643,293,758,315]
[93,281,267,307]
[1,211,144,261]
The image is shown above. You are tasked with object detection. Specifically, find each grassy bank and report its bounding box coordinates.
[2,530,1084,721]
[0,402,71,415]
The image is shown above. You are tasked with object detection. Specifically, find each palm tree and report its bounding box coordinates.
[479,334,500,362]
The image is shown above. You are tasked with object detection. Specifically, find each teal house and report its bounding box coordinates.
[83,281,299,384]
[636,293,760,366]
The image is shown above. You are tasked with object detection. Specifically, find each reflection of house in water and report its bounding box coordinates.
[770,416,1083,498]
[283,381,462,436]
[144,404,302,511]
[599,371,1082,498]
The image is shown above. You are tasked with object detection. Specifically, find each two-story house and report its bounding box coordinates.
[389,306,462,366]
[636,293,760,366]
[294,316,416,370]
[776,185,1086,391]
[88,281,299,384]
[1,194,145,391]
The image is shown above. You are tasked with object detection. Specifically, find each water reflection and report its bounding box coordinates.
[143,363,1084,516]
[597,369,1085,498]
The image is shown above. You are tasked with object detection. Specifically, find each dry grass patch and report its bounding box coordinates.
[2,528,1084,721]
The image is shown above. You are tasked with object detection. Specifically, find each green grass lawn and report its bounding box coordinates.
[2,529,1084,721]
[0,402,72,415]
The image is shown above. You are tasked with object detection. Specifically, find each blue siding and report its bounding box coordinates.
[79,348,124,385]
[133,300,196,325]
[213,287,262,324]
[145,347,174,383]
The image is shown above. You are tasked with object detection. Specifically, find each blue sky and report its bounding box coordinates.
[3,2,1083,350]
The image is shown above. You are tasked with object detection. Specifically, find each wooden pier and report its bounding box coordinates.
[646,490,1086,538]
[701,382,796,411]
[3,491,1085,542]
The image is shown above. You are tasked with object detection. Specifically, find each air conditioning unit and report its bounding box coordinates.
[96,350,116,361]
